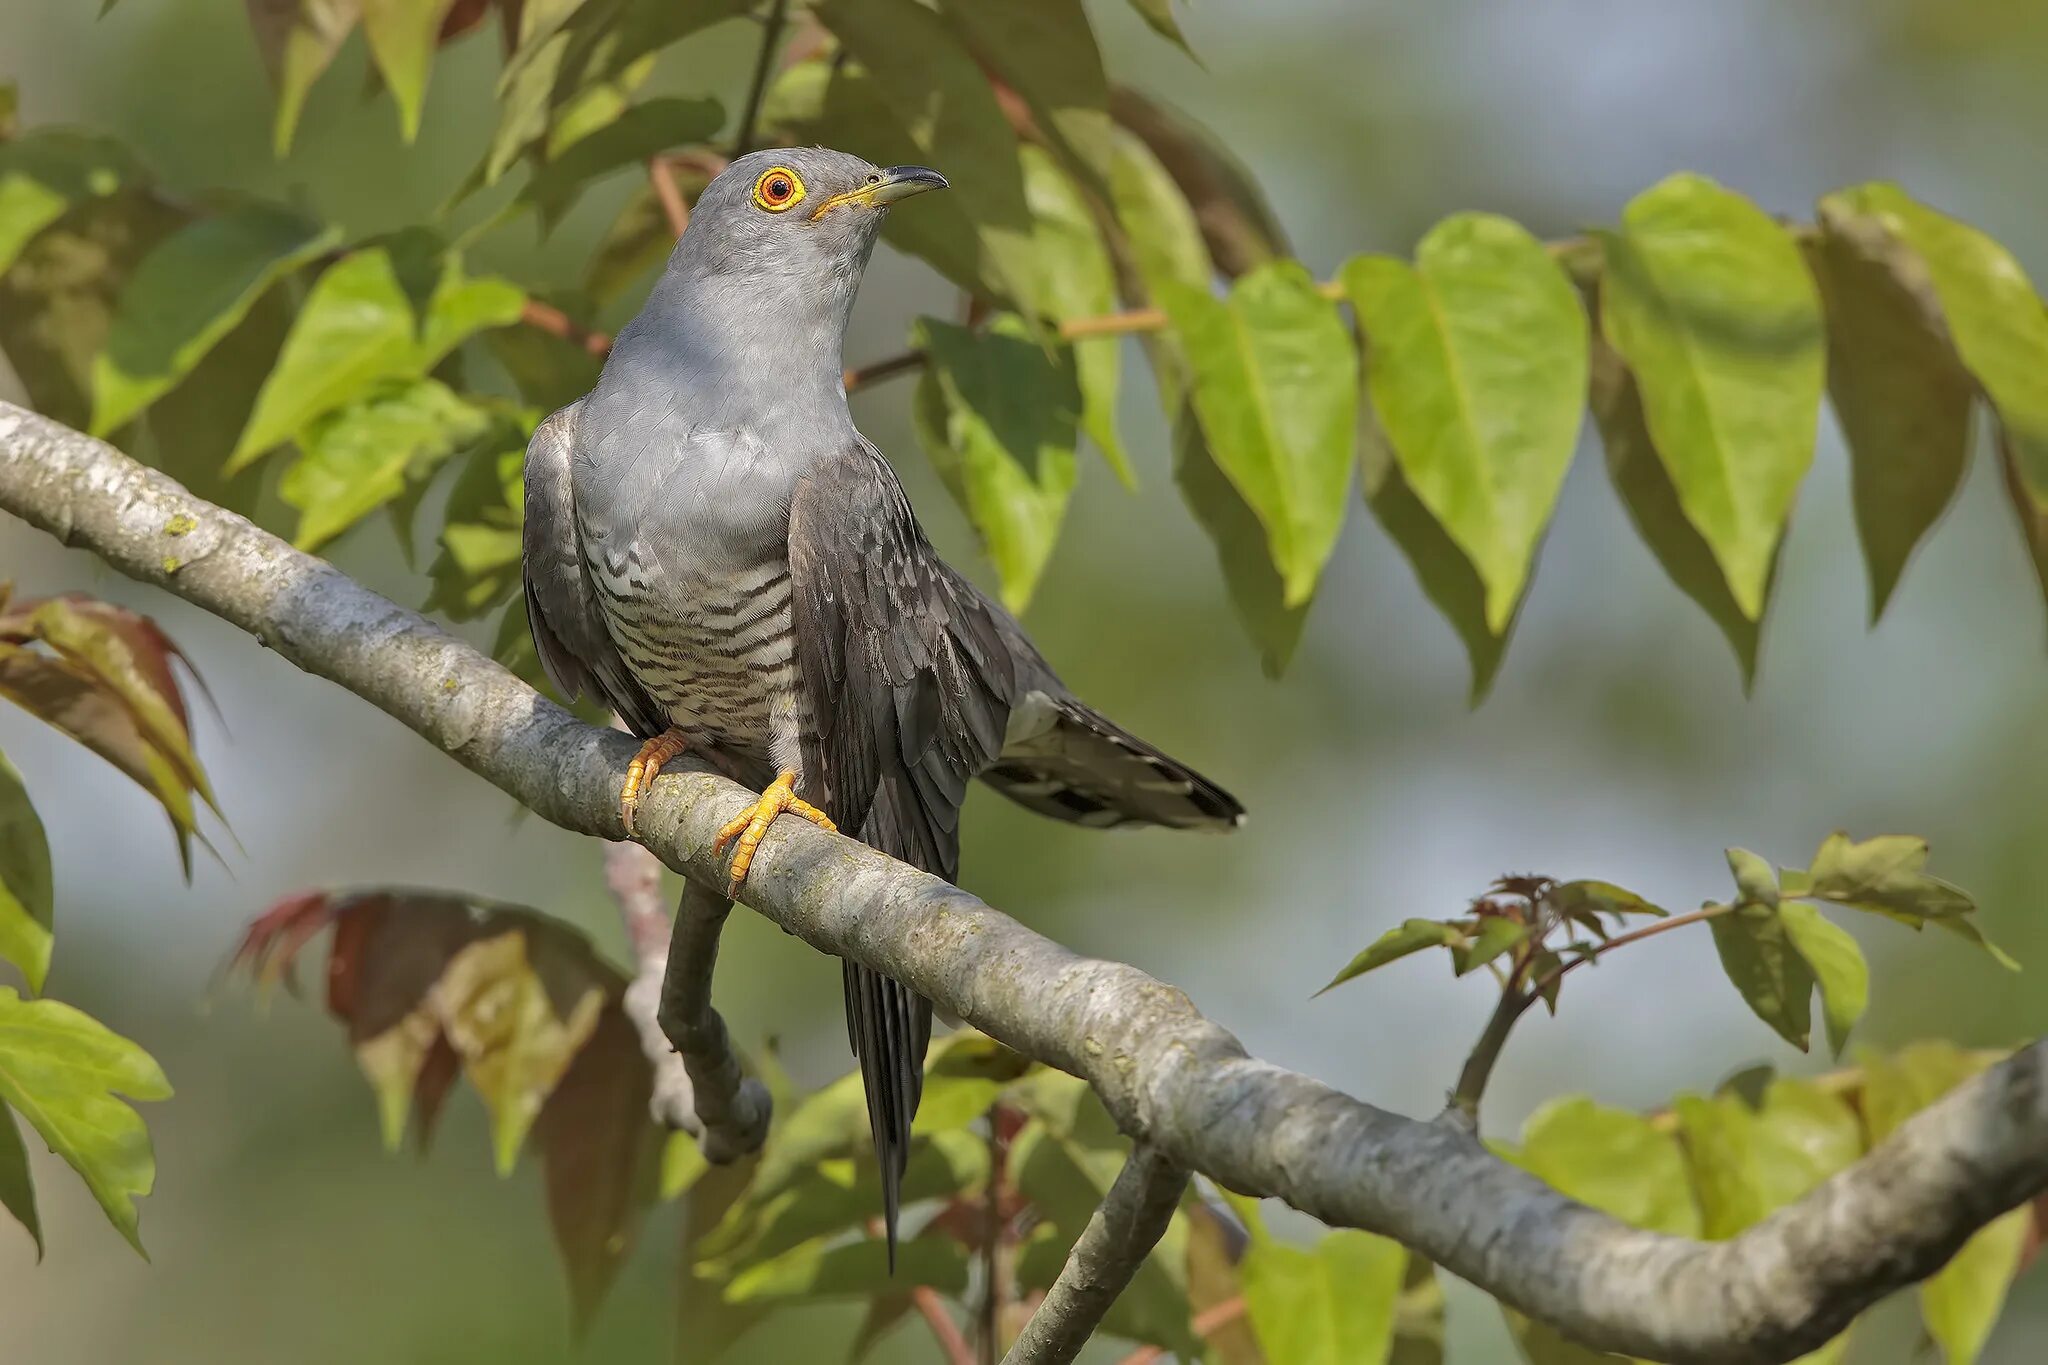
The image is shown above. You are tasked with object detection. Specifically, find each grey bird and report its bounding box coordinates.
[522,147,1243,1255]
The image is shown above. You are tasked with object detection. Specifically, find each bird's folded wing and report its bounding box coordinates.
[520,401,667,738]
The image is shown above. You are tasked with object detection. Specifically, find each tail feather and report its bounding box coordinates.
[982,694,1245,830]
[843,959,930,1268]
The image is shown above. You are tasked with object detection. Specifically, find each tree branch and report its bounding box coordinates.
[4,400,2046,1365]
[606,834,703,1132]
[1002,1144,1187,1365]
[732,0,792,158]
[656,880,772,1162]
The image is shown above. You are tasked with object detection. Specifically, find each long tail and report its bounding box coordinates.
[980,693,1245,830]
[846,777,942,1267]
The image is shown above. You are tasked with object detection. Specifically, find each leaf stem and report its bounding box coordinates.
[648,157,690,239]
[1449,901,1737,1126]
[916,1285,977,1365]
[732,0,792,158]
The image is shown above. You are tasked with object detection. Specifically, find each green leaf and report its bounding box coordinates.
[1017,146,1131,485]
[1822,184,2048,504]
[519,96,725,226]
[660,1129,709,1201]
[279,379,492,550]
[1162,261,1357,606]
[0,1102,39,1256]
[1242,1229,1407,1365]
[1452,916,1528,977]
[1173,396,1311,675]
[1776,901,1867,1056]
[1345,214,1587,632]
[0,129,139,279]
[2003,434,2048,626]
[1505,1095,1700,1236]
[1802,213,1975,620]
[1726,846,1780,908]
[361,0,454,142]
[911,315,1080,611]
[0,750,53,995]
[1598,173,1825,619]
[1125,0,1197,57]
[938,0,1114,191]
[1591,335,1770,683]
[1109,86,1287,277]
[1107,124,1213,298]
[820,0,1036,305]
[1549,880,1667,921]
[1316,919,1461,995]
[1862,1044,2030,1365]
[244,0,362,154]
[0,986,172,1253]
[230,237,523,472]
[1925,1208,2031,1365]
[425,437,528,620]
[1709,907,1815,1050]
[1805,831,1972,921]
[89,202,339,435]
[724,1235,968,1302]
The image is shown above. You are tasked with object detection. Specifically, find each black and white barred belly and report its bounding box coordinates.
[586,539,802,761]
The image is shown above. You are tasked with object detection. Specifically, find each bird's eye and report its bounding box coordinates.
[752,167,806,213]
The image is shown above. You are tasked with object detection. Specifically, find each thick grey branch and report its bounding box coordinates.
[657,880,772,1162]
[4,401,2046,1364]
[1003,1144,1187,1365]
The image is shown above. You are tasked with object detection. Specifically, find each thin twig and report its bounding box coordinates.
[519,299,610,356]
[1002,1144,1189,1365]
[917,1285,977,1365]
[1115,1298,1248,1365]
[980,1111,1009,1364]
[1449,901,1738,1127]
[648,157,690,239]
[732,0,792,157]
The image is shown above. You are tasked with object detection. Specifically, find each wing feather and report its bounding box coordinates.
[520,402,666,738]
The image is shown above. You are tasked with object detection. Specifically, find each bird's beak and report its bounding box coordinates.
[870,165,949,204]
[812,165,949,219]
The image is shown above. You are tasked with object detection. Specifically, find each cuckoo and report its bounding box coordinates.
[522,147,1243,1253]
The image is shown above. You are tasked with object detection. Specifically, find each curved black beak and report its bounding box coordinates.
[871,165,949,204]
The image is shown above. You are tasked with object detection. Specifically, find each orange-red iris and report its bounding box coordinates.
[752,167,805,213]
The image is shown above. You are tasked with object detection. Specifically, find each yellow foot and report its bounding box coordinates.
[711,770,836,896]
[620,729,690,835]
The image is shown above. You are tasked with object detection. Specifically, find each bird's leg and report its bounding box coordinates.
[620,728,691,835]
[711,769,836,896]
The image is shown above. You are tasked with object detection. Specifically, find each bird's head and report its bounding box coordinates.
[674,147,948,287]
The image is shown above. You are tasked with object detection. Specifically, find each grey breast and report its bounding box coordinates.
[573,406,802,759]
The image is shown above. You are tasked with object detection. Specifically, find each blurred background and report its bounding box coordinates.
[2,0,2044,1360]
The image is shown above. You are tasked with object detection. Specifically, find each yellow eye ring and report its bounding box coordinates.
[752,167,806,212]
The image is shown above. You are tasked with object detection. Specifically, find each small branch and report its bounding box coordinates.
[1449,901,1737,1127]
[1002,1144,1189,1365]
[1529,902,1736,1004]
[980,1112,1010,1364]
[655,880,772,1162]
[1116,1298,1248,1365]
[607,834,704,1131]
[648,157,690,239]
[732,0,792,157]
[844,347,929,394]
[917,1285,977,1365]
[519,299,610,356]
